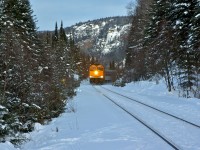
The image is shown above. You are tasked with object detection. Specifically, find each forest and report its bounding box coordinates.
[124,0,200,98]
[0,0,91,144]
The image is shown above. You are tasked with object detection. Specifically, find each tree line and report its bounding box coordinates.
[0,0,90,144]
[124,0,200,98]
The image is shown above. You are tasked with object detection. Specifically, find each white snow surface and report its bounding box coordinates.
[1,80,200,150]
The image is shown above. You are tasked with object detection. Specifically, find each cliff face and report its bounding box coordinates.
[65,16,131,62]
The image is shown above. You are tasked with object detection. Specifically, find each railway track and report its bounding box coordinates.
[100,86,200,129]
[93,86,181,150]
[93,85,200,150]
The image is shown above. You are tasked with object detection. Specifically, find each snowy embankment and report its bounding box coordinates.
[1,80,200,150]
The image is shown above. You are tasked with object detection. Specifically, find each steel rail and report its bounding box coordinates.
[94,86,180,150]
[101,86,200,129]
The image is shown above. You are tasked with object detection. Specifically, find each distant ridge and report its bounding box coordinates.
[64,16,131,63]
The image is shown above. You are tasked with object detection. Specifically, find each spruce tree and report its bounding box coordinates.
[144,0,175,91]
[125,0,153,82]
[51,22,60,85]
[189,0,200,97]
[0,0,42,143]
[169,0,197,97]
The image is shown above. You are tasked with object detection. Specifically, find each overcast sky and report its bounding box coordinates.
[30,0,134,31]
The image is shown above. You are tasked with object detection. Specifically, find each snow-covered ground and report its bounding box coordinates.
[1,79,200,150]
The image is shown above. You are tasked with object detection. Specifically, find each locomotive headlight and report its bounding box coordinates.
[94,70,98,75]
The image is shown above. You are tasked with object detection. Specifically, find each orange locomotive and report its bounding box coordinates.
[89,64,105,84]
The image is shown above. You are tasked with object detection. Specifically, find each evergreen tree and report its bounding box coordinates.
[125,0,153,82]
[144,0,176,91]
[68,33,81,74]
[51,22,60,85]
[57,21,68,83]
[168,0,197,97]
[190,0,200,51]
[59,21,68,44]
[0,0,42,143]
[190,0,200,97]
[52,22,58,48]
[79,53,90,79]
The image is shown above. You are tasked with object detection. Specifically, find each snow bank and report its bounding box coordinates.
[0,141,17,150]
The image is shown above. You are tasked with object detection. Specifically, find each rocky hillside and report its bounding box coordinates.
[65,16,131,63]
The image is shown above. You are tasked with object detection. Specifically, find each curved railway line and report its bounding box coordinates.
[93,85,200,150]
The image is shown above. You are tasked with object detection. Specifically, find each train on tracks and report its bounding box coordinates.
[89,64,117,84]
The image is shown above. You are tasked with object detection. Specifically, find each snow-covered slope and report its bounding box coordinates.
[65,16,131,61]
